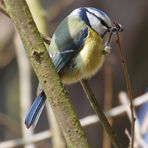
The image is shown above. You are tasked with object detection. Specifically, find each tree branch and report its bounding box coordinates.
[3,0,90,147]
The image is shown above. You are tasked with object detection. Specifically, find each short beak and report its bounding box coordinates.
[109,23,123,33]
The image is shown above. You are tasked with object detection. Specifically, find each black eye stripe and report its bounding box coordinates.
[84,8,110,29]
[100,18,110,29]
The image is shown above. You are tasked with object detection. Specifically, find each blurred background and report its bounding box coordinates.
[0,0,148,148]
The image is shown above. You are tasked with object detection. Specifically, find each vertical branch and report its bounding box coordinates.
[103,58,113,148]
[14,33,34,148]
[116,33,135,148]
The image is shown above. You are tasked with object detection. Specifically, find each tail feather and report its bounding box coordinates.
[25,91,46,128]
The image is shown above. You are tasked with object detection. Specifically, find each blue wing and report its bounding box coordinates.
[25,27,88,128]
[52,27,88,72]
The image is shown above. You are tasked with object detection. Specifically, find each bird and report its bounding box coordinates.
[25,7,120,128]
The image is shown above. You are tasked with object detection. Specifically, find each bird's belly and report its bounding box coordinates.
[60,29,104,84]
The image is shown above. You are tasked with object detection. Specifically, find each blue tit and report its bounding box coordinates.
[25,7,114,128]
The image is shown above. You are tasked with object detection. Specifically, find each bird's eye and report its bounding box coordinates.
[100,19,110,29]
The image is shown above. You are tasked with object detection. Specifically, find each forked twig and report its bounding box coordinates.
[115,26,135,148]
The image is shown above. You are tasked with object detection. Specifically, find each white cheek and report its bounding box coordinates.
[86,12,105,35]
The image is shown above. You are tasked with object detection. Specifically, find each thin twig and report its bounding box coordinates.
[80,79,123,148]
[115,32,135,148]
[103,58,113,148]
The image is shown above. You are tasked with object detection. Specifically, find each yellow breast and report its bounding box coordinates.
[60,28,104,84]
